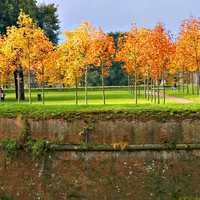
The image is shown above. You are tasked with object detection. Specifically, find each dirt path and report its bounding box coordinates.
[150,92,193,104]
[165,95,193,104]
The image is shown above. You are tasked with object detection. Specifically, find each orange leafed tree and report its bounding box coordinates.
[150,23,175,103]
[88,28,115,104]
[176,17,200,94]
[116,25,152,104]
[32,33,54,104]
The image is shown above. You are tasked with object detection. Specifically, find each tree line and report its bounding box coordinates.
[1,10,200,104]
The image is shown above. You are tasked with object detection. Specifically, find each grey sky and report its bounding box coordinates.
[37,0,200,41]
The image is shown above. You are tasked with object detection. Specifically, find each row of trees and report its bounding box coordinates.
[1,12,200,104]
[116,18,200,104]
[116,24,175,104]
[0,12,116,104]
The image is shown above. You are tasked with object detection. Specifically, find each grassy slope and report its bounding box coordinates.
[1,103,200,119]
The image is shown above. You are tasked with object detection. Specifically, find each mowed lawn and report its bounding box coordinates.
[1,87,200,118]
[3,87,149,105]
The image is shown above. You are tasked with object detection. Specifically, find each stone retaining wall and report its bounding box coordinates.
[0,117,200,145]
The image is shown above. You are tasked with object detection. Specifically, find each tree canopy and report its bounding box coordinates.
[0,0,59,44]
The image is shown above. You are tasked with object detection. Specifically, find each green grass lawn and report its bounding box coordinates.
[1,87,200,118]
[3,87,149,105]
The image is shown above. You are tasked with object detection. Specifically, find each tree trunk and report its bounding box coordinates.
[42,73,45,105]
[147,75,150,101]
[135,73,137,104]
[178,73,181,93]
[186,72,189,94]
[101,65,105,105]
[144,79,147,98]
[138,83,141,98]
[191,72,194,95]
[163,76,166,104]
[182,71,185,94]
[17,73,20,104]
[28,71,32,104]
[27,39,32,104]
[157,80,160,104]
[75,75,78,105]
[153,81,156,104]
[40,64,45,105]
[14,67,25,101]
[151,79,153,102]
[42,82,45,105]
[132,76,134,96]
[128,74,130,91]
[197,70,200,95]
[85,66,88,105]
[14,70,18,100]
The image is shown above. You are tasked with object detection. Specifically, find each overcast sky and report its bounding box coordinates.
[37,0,200,42]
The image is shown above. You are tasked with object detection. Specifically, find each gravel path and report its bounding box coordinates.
[165,95,193,104]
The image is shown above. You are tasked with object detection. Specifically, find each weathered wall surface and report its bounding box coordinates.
[0,150,200,200]
[0,114,200,200]
[0,117,200,145]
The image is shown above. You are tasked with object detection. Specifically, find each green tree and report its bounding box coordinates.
[107,32,128,86]
[37,3,60,44]
[105,61,128,86]
[0,0,60,44]
[85,31,128,87]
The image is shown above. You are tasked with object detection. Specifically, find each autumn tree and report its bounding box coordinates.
[0,36,14,87]
[57,22,97,104]
[176,17,200,95]
[88,29,115,104]
[2,11,54,103]
[149,23,175,103]
[57,25,86,104]
[116,26,150,104]
[32,31,54,104]
[70,22,95,104]
[136,28,152,100]
[46,49,65,86]
[0,30,25,102]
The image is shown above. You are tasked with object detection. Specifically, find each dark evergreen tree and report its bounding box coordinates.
[37,3,60,44]
[85,32,128,86]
